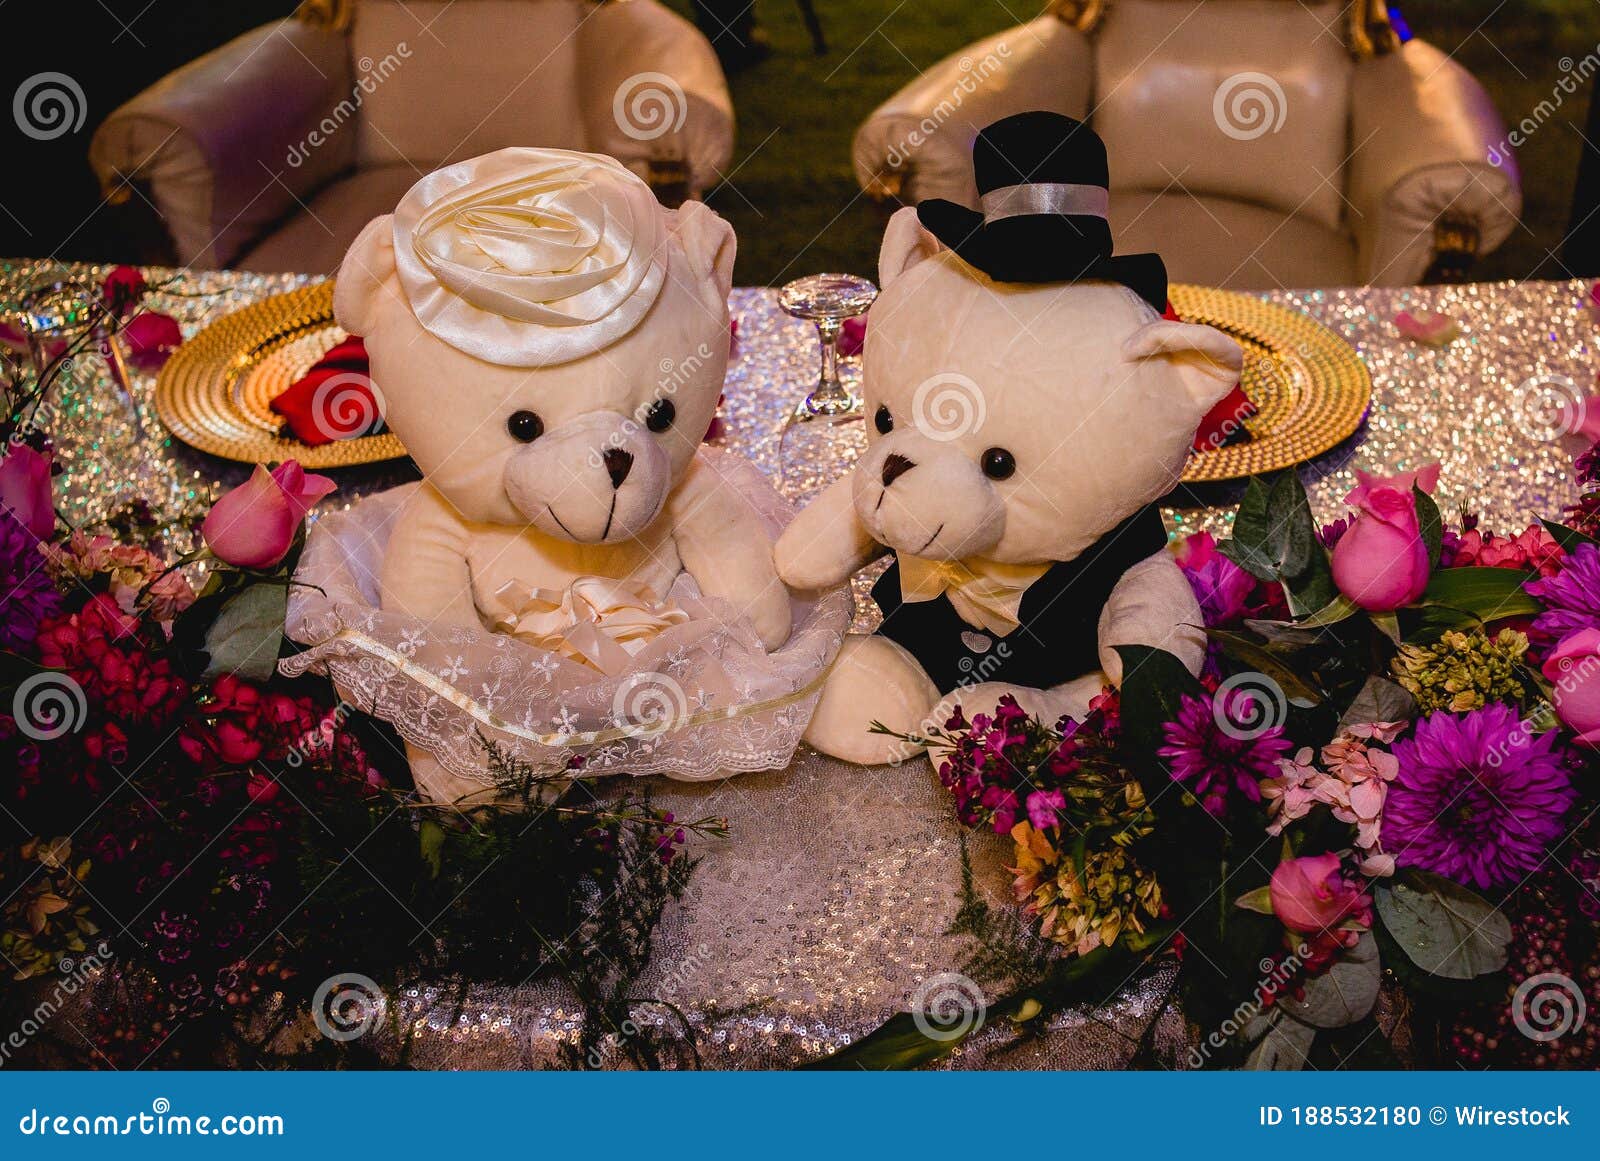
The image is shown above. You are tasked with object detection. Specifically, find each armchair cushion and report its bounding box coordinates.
[87,19,354,269]
[234,164,421,275]
[851,15,1091,205]
[351,0,587,168]
[579,0,734,193]
[1109,191,1357,290]
[1094,0,1352,232]
[1348,39,1521,285]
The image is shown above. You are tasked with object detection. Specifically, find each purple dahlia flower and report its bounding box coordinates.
[1386,704,1576,890]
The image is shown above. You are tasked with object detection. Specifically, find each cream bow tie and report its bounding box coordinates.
[897,555,1052,637]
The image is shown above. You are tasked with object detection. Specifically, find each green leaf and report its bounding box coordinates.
[1241,618,1324,648]
[1271,474,1339,617]
[419,820,446,880]
[1208,631,1323,706]
[1234,885,1274,915]
[1220,472,1336,615]
[1540,517,1598,553]
[805,945,1125,1070]
[1243,1009,1316,1070]
[1370,610,1401,644]
[1115,644,1204,772]
[1276,932,1380,1028]
[1221,477,1278,581]
[1415,484,1442,568]
[1293,595,1361,629]
[1418,567,1540,622]
[202,583,290,682]
[1338,676,1415,730]
[1373,868,1511,979]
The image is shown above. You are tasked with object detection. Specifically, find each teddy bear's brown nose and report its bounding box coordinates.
[602,447,634,490]
[881,452,916,488]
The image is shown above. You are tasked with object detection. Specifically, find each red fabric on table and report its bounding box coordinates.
[1164,301,1256,452]
[270,337,383,446]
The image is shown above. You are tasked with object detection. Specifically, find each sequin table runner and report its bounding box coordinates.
[5,261,1589,1067]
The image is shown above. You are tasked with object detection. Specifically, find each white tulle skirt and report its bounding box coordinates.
[281,451,851,792]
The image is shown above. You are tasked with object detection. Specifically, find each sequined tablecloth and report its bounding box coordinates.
[6,261,1590,1068]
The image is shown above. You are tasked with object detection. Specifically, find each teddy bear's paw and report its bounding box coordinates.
[801,634,940,766]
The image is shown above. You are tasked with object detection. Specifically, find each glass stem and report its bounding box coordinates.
[815,319,843,404]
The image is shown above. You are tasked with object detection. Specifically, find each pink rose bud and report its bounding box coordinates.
[0,444,55,540]
[1269,852,1373,935]
[838,315,868,357]
[1328,464,1439,612]
[1543,627,1600,745]
[101,265,148,316]
[201,460,335,569]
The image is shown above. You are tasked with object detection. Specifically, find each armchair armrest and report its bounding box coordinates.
[1348,39,1522,285]
[577,0,734,199]
[851,15,1092,206]
[88,19,354,269]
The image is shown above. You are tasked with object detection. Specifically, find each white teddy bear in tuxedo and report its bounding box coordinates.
[774,204,1243,765]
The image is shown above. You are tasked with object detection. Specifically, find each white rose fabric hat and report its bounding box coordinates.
[391,147,668,367]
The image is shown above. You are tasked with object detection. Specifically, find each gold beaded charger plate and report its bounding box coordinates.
[154,280,405,468]
[1171,283,1370,483]
[156,281,1367,477]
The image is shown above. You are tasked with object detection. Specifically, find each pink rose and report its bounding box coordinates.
[201,460,334,570]
[1269,853,1373,935]
[120,310,183,369]
[101,265,147,316]
[1328,463,1440,611]
[838,315,867,357]
[0,444,55,540]
[1543,627,1600,745]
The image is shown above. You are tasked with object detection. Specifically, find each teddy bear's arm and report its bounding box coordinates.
[379,484,482,631]
[667,457,792,651]
[773,475,884,591]
[1096,550,1207,684]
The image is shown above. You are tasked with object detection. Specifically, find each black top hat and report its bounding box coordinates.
[916,111,1167,309]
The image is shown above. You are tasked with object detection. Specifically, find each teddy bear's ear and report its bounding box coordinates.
[333,215,399,338]
[671,201,737,304]
[878,206,942,290]
[1122,319,1243,413]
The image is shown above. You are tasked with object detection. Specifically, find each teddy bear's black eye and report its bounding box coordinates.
[981,447,1016,480]
[644,398,675,433]
[874,405,894,435]
[507,410,544,443]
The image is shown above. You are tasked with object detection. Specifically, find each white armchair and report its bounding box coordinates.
[852,0,1521,289]
[89,0,735,273]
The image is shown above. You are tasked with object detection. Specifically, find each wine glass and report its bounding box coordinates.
[15,276,141,440]
[778,273,877,421]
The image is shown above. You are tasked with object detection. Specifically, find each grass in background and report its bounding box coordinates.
[679,0,1600,285]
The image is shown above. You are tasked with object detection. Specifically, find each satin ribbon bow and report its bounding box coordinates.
[896,555,1052,637]
[486,576,691,675]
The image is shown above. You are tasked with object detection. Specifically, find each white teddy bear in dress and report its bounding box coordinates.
[333,148,794,802]
[775,121,1244,765]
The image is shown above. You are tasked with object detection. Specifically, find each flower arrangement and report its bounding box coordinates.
[0,437,721,1068]
[834,457,1600,1071]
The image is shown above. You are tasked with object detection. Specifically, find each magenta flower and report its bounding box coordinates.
[1526,541,1600,647]
[1159,691,1292,816]
[1026,789,1066,829]
[1385,704,1576,889]
[0,520,62,653]
[1175,531,1258,626]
